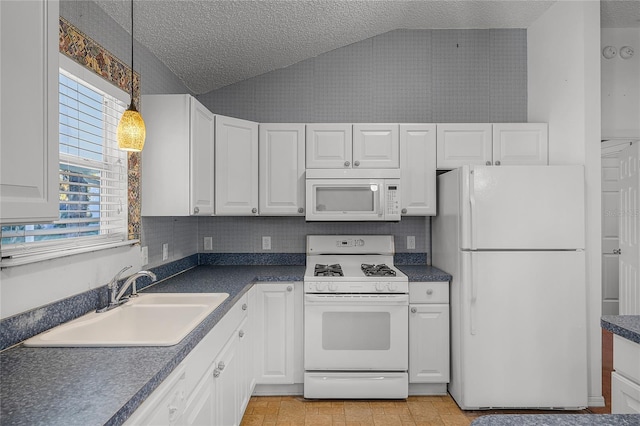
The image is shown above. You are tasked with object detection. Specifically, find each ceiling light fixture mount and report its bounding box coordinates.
[117,0,146,152]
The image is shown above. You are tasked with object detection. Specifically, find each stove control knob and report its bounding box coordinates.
[316,283,327,291]
[388,283,397,291]
[375,283,385,292]
[328,283,338,291]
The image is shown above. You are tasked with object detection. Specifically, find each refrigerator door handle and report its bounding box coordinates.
[469,171,477,250]
[469,253,477,335]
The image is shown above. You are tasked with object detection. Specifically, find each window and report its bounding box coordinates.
[1,57,130,265]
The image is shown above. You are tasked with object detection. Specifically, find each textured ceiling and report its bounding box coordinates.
[94,0,639,95]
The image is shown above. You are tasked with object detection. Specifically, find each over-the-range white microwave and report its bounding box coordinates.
[305,169,401,221]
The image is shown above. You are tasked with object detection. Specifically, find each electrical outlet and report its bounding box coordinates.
[141,246,149,265]
[407,236,416,250]
[204,237,213,251]
[262,236,271,250]
[162,243,169,261]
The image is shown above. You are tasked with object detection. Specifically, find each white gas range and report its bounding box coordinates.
[303,235,409,399]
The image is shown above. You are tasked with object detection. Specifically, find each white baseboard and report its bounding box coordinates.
[409,383,448,396]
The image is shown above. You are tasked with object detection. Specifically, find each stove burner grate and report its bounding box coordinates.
[361,263,397,277]
[314,264,344,277]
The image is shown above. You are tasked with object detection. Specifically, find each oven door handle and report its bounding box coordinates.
[304,294,409,305]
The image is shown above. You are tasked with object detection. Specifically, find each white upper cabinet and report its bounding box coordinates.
[215,116,259,215]
[400,124,436,216]
[436,124,493,169]
[306,124,399,169]
[0,0,59,224]
[259,124,305,215]
[436,123,549,169]
[141,94,215,216]
[305,124,352,169]
[492,123,548,165]
[352,124,399,168]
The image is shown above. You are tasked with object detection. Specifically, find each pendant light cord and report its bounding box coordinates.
[130,0,134,106]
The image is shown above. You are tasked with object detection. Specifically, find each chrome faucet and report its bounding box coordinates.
[98,267,157,313]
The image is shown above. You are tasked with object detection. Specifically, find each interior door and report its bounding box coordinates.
[602,153,622,315]
[619,141,640,315]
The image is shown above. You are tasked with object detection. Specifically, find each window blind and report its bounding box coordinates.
[0,68,129,262]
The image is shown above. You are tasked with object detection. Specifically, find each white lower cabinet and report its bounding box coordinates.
[213,327,241,425]
[125,287,255,426]
[409,282,450,387]
[611,335,640,414]
[254,282,303,385]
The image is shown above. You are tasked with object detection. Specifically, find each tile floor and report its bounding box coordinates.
[242,330,613,425]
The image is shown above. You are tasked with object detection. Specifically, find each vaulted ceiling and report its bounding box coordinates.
[94,0,640,95]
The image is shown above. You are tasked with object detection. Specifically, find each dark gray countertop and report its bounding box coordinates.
[0,265,303,426]
[0,263,451,426]
[601,315,640,345]
[471,414,640,425]
[398,264,451,282]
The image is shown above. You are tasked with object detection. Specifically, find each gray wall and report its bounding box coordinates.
[197,29,527,123]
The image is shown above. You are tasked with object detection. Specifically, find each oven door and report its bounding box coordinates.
[304,293,408,371]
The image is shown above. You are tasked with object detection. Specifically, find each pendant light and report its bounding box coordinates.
[117,0,146,151]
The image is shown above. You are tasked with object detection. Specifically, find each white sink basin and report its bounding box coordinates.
[23,293,229,347]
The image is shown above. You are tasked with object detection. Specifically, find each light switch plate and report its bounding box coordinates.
[141,246,148,265]
[204,237,213,251]
[162,243,169,261]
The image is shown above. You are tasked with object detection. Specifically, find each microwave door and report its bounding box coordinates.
[305,179,383,221]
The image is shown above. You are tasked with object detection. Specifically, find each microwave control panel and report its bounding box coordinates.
[385,183,401,220]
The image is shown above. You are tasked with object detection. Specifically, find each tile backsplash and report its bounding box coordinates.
[141,216,430,267]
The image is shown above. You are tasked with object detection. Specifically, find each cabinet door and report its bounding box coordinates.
[436,124,492,169]
[611,371,640,414]
[141,94,202,216]
[255,283,295,384]
[213,333,240,426]
[353,124,399,168]
[305,124,352,169]
[492,123,548,165]
[0,0,59,223]
[409,304,450,383]
[215,115,259,215]
[259,124,305,215]
[236,315,252,416]
[184,366,214,426]
[400,124,436,215]
[189,98,215,215]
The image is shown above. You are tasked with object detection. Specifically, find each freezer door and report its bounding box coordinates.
[462,165,585,250]
[457,250,588,409]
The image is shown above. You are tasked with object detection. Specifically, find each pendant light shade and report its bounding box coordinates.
[117,101,146,151]
[117,0,146,152]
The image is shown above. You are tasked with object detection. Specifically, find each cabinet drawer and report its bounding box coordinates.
[612,371,640,414]
[614,335,640,384]
[410,282,449,304]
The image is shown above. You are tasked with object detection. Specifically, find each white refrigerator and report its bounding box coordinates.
[432,165,588,410]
